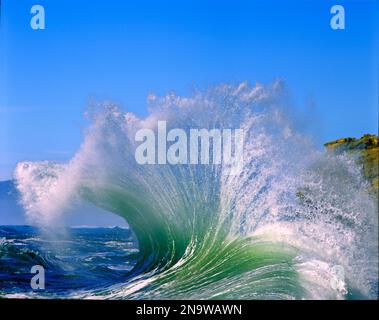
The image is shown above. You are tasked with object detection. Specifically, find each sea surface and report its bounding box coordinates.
[0,225,138,298]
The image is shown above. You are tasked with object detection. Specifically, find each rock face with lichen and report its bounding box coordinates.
[325,134,378,194]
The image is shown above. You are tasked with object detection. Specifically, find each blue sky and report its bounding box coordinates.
[1,0,378,181]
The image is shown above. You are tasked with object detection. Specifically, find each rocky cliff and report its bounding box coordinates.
[325,134,378,194]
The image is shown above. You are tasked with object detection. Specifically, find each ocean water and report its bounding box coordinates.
[0,226,138,298]
[2,82,378,299]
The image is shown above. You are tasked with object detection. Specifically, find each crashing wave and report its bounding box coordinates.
[14,82,378,299]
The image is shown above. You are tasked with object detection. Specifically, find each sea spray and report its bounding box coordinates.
[14,81,378,299]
